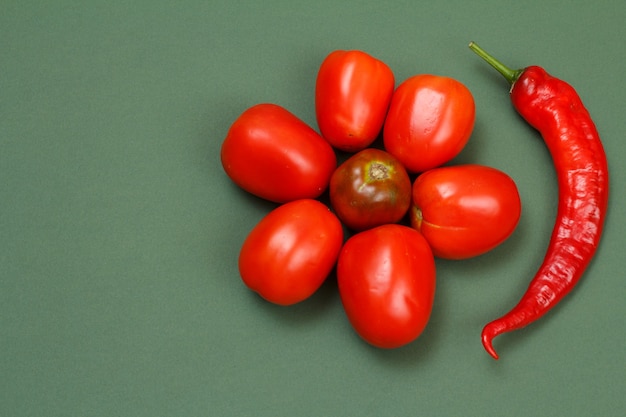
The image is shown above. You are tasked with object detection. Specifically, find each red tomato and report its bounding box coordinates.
[221,103,337,203]
[315,50,395,152]
[337,224,436,349]
[410,164,521,259]
[239,199,344,306]
[329,148,411,231]
[383,74,475,173]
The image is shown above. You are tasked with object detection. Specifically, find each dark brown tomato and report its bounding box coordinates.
[329,148,411,231]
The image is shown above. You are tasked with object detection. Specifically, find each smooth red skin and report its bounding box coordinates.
[315,50,395,152]
[221,103,337,203]
[337,224,436,349]
[410,164,521,260]
[329,148,411,231]
[239,199,344,306]
[383,74,475,173]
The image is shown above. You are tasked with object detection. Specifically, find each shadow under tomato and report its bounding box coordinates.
[340,286,447,371]
[352,312,445,371]
[248,269,342,328]
[435,209,529,280]
[224,179,281,212]
[443,117,489,167]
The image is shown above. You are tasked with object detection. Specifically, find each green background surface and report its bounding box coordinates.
[2,1,625,416]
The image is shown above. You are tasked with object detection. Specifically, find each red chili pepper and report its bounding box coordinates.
[469,42,609,360]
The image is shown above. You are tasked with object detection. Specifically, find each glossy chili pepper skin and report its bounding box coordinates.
[470,43,609,360]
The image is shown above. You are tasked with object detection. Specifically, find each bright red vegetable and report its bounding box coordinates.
[410,164,521,260]
[315,50,395,152]
[329,148,411,231]
[469,42,609,360]
[238,199,344,306]
[383,74,475,173]
[221,103,336,203]
[337,224,436,349]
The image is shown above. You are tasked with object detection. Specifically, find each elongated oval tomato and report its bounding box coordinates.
[410,164,521,259]
[383,74,475,173]
[316,50,395,152]
[239,199,344,306]
[337,224,436,349]
[329,148,411,231]
[221,103,337,203]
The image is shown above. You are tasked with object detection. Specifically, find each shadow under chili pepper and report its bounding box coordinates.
[481,263,598,363]
[482,318,556,364]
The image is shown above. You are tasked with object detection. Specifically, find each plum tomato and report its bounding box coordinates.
[329,148,411,231]
[337,224,436,349]
[221,103,337,203]
[238,199,344,306]
[410,164,521,259]
[315,50,395,152]
[383,74,475,173]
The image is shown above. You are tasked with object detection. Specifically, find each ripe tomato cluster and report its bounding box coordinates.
[221,49,522,349]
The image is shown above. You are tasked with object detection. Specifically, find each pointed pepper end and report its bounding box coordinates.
[481,323,500,360]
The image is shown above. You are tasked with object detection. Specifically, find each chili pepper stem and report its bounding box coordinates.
[468,42,523,86]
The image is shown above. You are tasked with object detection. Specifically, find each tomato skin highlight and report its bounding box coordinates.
[383,74,475,173]
[221,103,337,203]
[410,164,522,259]
[329,148,411,231]
[337,224,436,349]
[315,50,395,152]
[238,199,344,306]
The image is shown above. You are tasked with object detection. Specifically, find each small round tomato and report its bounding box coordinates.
[383,74,475,173]
[329,148,411,231]
[239,199,344,306]
[315,50,395,152]
[410,164,521,259]
[337,224,436,349]
[221,103,337,203]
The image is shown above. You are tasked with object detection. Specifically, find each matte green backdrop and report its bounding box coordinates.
[2,1,624,416]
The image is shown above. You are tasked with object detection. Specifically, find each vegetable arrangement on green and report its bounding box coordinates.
[220,42,608,360]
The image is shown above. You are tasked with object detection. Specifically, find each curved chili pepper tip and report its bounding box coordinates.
[481,323,501,360]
